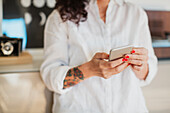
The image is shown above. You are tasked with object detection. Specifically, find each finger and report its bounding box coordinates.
[109,58,124,68]
[102,63,129,79]
[97,68,111,79]
[94,52,109,59]
[126,59,143,66]
[99,58,124,69]
[110,62,129,74]
[102,71,112,79]
[131,65,143,71]
[125,54,148,61]
[132,47,148,55]
[99,60,113,69]
[101,68,118,79]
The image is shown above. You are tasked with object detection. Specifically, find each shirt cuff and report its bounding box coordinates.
[139,59,158,87]
[54,65,76,94]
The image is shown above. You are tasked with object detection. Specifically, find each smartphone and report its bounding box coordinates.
[109,45,133,61]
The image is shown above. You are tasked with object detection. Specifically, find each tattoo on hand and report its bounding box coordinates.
[63,67,84,89]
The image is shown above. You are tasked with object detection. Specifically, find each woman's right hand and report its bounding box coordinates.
[79,52,129,79]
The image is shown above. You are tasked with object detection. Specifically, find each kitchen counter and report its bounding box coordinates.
[0,48,43,74]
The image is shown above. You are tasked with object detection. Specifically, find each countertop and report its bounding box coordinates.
[152,39,170,48]
[0,48,43,74]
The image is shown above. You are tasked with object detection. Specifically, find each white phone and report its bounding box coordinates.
[109,45,133,61]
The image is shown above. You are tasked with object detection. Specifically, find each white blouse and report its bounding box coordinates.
[40,0,158,113]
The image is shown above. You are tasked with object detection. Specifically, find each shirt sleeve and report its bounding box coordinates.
[40,10,72,94]
[135,9,158,87]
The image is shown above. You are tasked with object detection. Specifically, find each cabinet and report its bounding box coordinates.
[0,72,52,113]
[0,49,53,113]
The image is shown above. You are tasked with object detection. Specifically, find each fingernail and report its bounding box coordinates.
[122,58,125,62]
[131,50,135,53]
[122,58,128,62]
[125,55,129,58]
[108,55,110,57]
[128,63,131,66]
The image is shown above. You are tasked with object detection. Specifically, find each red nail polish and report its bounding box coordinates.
[122,58,128,62]
[128,63,131,66]
[108,55,110,57]
[131,50,135,53]
[125,55,129,58]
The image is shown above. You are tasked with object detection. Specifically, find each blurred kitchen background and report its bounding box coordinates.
[0,0,170,113]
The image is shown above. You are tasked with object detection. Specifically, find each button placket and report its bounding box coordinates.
[105,79,112,113]
[103,24,112,113]
[98,2,113,112]
[103,25,112,53]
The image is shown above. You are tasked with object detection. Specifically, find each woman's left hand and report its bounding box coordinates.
[125,47,149,80]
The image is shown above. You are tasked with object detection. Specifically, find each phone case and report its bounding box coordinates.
[109,45,133,61]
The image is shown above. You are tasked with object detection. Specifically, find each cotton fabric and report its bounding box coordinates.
[40,0,158,113]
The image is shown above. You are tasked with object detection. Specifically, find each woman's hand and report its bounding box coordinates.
[64,52,129,89]
[79,52,129,79]
[125,47,149,80]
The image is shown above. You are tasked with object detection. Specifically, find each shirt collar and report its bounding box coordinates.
[114,0,124,6]
[90,0,124,6]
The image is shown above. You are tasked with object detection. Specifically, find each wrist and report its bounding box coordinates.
[78,62,94,79]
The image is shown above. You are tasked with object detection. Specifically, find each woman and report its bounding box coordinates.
[40,0,158,112]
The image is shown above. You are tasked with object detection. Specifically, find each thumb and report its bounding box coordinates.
[93,52,109,59]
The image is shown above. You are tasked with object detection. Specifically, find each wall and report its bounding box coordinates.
[3,0,55,48]
[0,0,2,36]
[146,11,170,39]
[126,0,170,11]
[142,61,170,113]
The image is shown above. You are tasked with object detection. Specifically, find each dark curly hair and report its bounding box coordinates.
[55,0,90,25]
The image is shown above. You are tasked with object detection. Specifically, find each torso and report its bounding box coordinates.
[49,1,155,113]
